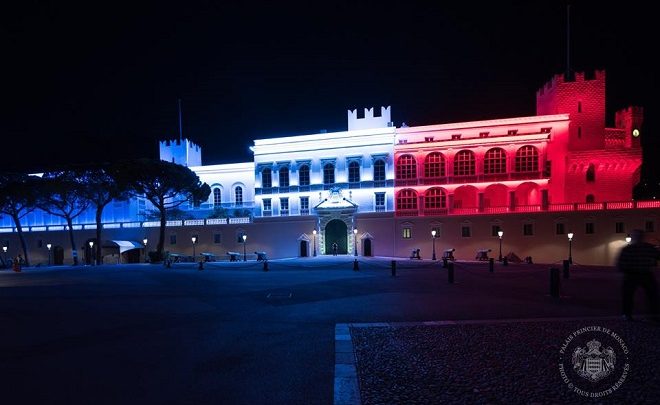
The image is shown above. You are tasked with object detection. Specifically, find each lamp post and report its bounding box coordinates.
[567,232,574,264]
[2,246,7,268]
[88,241,94,265]
[191,236,197,258]
[46,243,52,266]
[143,238,148,262]
[625,234,632,244]
[312,229,317,257]
[353,228,358,256]
[497,230,504,261]
[431,230,437,260]
[242,234,247,261]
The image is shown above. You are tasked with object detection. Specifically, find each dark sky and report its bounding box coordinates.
[3,1,657,184]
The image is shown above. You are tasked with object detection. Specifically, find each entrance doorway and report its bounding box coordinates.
[363,238,372,256]
[300,240,308,257]
[325,219,347,254]
[54,246,64,265]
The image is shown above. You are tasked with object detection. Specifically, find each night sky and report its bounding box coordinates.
[4,1,657,188]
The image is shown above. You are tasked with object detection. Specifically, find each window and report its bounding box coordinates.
[373,159,386,182]
[585,222,595,234]
[424,152,446,177]
[578,101,582,113]
[323,163,335,184]
[645,221,655,233]
[213,188,222,207]
[263,198,272,212]
[396,155,417,179]
[169,234,177,245]
[556,223,565,235]
[461,226,471,238]
[402,228,412,239]
[484,148,506,174]
[586,194,595,203]
[348,161,360,183]
[424,188,446,208]
[375,192,385,210]
[523,223,534,236]
[261,168,272,188]
[615,222,625,233]
[235,186,243,206]
[431,226,441,237]
[280,197,289,215]
[480,132,489,138]
[213,233,222,244]
[491,225,501,237]
[298,164,310,186]
[515,146,539,172]
[454,150,475,176]
[451,134,461,140]
[279,167,289,188]
[578,126,582,139]
[586,164,595,182]
[507,130,518,135]
[396,189,418,210]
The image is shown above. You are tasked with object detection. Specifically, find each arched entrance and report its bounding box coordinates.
[325,219,348,254]
[363,238,372,256]
[300,240,308,257]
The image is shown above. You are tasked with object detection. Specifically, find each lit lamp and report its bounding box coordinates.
[143,237,148,262]
[88,241,94,266]
[191,236,197,258]
[312,229,317,257]
[625,234,632,244]
[2,246,8,268]
[242,234,247,261]
[567,232,574,264]
[431,230,437,260]
[497,230,504,262]
[353,228,358,256]
[46,243,52,266]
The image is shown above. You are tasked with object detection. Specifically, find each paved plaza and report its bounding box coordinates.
[0,257,657,404]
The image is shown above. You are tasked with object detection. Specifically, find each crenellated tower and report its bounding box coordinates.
[159,138,202,167]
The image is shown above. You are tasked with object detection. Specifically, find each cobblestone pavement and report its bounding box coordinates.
[351,319,660,404]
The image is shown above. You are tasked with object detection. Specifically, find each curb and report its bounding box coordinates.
[333,323,360,405]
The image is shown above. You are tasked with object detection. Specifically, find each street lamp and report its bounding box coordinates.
[191,236,197,258]
[431,230,437,260]
[567,232,574,264]
[143,237,148,262]
[2,246,7,268]
[497,230,504,261]
[242,234,247,261]
[312,229,317,257]
[625,234,632,244]
[46,243,52,266]
[353,228,358,256]
[88,241,94,265]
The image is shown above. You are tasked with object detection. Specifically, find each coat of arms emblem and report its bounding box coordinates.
[572,339,616,382]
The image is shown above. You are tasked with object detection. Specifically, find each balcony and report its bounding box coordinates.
[280,209,289,216]
[300,209,310,216]
[395,179,418,187]
[412,171,545,187]
[375,205,386,212]
[423,208,448,216]
[397,209,419,217]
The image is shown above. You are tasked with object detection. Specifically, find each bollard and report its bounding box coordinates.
[562,260,570,279]
[353,259,359,271]
[198,261,204,271]
[263,260,269,272]
[447,262,454,283]
[489,258,494,273]
[442,257,448,268]
[391,260,396,277]
[550,267,560,298]
[503,257,508,266]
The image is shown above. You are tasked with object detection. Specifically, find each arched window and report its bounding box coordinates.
[235,186,243,206]
[348,161,360,183]
[373,159,386,182]
[586,164,595,182]
[213,188,222,207]
[261,168,272,188]
[323,163,335,184]
[484,148,506,174]
[396,189,418,210]
[424,152,445,177]
[515,146,539,172]
[425,188,446,208]
[586,194,595,203]
[454,150,475,176]
[298,164,310,186]
[396,155,417,179]
[279,167,289,187]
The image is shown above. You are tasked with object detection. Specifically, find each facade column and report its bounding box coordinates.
[478,192,485,212]
[509,191,516,212]
[448,194,454,214]
[541,189,549,210]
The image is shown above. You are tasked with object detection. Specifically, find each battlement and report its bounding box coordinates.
[615,106,644,127]
[159,138,202,167]
[347,106,392,131]
[536,70,606,97]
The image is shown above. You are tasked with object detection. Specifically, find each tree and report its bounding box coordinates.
[115,159,210,259]
[81,164,130,265]
[0,174,40,266]
[38,170,90,265]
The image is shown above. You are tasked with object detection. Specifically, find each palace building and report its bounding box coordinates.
[1,71,656,265]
